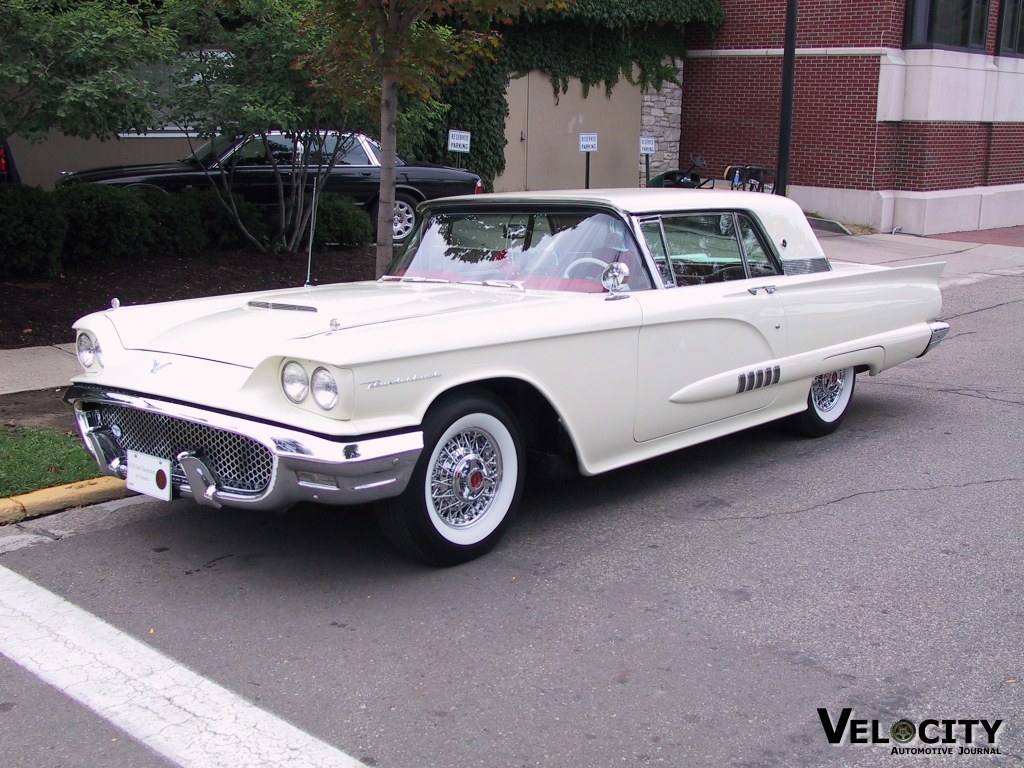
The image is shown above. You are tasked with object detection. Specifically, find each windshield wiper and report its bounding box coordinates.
[478,280,526,292]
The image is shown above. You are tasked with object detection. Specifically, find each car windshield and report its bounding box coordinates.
[386,210,652,293]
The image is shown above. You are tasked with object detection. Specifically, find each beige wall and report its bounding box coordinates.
[9,132,195,189]
[13,73,647,193]
[495,72,644,192]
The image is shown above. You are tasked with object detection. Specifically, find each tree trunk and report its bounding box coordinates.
[375,69,400,276]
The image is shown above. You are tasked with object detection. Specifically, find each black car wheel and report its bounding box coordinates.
[392,193,418,242]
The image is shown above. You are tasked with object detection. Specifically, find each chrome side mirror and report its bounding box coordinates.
[602,262,631,300]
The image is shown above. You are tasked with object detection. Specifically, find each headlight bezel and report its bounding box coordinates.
[279,359,352,417]
[76,331,102,369]
[310,367,339,411]
[281,361,310,403]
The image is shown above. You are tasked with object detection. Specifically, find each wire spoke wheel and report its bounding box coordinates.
[810,369,848,416]
[787,366,856,438]
[429,427,503,529]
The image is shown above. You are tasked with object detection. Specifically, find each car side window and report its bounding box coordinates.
[640,219,674,288]
[318,135,371,166]
[656,214,748,286]
[736,214,781,277]
[232,135,295,167]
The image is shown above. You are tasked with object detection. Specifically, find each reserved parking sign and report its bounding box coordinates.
[447,130,471,153]
[579,133,598,152]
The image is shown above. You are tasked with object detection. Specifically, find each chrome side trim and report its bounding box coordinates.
[65,385,423,511]
[918,320,950,357]
[782,257,831,275]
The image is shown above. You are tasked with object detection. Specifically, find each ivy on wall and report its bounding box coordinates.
[402,0,724,186]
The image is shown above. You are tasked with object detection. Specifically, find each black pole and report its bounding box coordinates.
[775,0,797,196]
[585,152,591,189]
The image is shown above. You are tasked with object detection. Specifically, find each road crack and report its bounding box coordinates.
[700,477,1020,523]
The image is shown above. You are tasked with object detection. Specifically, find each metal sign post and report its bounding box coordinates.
[579,133,598,189]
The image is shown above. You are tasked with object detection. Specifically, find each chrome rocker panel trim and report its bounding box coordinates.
[65,385,423,511]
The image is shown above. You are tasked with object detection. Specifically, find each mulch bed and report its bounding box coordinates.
[1,246,378,434]
[0,246,377,350]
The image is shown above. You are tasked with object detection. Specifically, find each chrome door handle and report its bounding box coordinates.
[748,285,777,295]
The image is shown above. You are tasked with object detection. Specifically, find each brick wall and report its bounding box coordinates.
[679,0,1024,193]
[893,122,1024,190]
[686,0,906,50]
[680,55,883,189]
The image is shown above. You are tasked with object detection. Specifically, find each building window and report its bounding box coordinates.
[905,0,990,50]
[1002,0,1024,54]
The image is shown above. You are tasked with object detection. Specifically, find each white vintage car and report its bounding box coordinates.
[66,189,949,565]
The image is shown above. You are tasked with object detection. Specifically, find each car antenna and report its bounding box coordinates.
[305,175,319,287]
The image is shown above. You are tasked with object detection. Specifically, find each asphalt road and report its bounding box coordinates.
[1,271,1021,768]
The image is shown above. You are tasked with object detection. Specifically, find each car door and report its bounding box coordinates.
[633,212,788,442]
[224,134,298,205]
[321,134,380,206]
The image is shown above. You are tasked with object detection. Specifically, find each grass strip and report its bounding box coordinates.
[0,425,100,498]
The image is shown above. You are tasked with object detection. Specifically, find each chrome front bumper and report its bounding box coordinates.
[65,385,423,511]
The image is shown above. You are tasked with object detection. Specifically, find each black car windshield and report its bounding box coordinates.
[386,210,652,293]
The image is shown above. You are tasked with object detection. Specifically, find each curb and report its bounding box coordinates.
[0,477,135,525]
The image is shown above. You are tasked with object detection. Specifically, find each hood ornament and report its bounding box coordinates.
[151,360,172,373]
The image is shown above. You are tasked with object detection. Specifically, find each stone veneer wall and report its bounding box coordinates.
[639,75,683,185]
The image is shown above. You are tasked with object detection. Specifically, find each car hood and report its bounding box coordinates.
[100,281,533,367]
[62,160,196,183]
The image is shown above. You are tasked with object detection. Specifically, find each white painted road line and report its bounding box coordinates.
[0,565,368,768]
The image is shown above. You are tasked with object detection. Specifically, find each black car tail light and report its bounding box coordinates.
[474,180,483,194]
[0,147,7,173]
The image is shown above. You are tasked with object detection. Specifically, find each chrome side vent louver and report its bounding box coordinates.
[737,365,781,394]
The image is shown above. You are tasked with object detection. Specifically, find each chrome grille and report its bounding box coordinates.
[93,404,273,494]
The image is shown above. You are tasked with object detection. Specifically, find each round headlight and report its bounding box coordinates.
[281,361,309,403]
[311,367,339,411]
[76,332,100,369]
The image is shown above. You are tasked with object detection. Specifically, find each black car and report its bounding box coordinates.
[58,132,482,241]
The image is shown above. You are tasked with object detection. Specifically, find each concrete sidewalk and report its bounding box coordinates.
[0,343,79,396]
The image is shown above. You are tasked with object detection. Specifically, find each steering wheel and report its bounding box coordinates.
[562,257,608,281]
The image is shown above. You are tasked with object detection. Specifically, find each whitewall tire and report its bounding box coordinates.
[787,367,856,438]
[376,393,524,566]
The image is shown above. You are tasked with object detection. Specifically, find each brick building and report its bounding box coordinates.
[680,0,1024,234]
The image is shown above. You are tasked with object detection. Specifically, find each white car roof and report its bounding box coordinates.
[433,187,799,216]
[429,187,827,264]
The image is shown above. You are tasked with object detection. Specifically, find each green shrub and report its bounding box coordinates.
[54,183,154,265]
[0,184,67,279]
[138,188,207,258]
[186,187,272,250]
[312,193,373,249]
